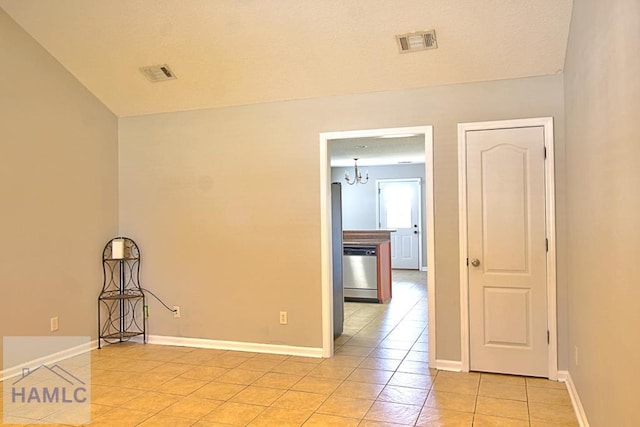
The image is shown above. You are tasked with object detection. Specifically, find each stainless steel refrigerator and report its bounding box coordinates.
[331,182,344,338]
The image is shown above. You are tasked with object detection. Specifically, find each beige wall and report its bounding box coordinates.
[0,9,118,367]
[564,0,640,424]
[119,74,566,361]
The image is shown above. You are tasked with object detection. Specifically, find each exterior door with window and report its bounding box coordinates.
[378,179,421,269]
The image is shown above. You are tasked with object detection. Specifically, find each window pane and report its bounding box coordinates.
[385,187,413,228]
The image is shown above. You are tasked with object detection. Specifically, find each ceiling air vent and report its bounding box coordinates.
[140,64,177,82]
[396,30,437,53]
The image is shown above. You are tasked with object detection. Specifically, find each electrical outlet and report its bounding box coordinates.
[173,306,181,318]
[50,316,59,332]
[574,346,579,366]
[279,311,288,325]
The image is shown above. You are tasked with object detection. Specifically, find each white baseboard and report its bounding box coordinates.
[0,337,587,427]
[557,369,568,382]
[420,266,428,272]
[559,370,590,427]
[435,359,463,372]
[2,334,323,383]
[146,335,324,358]
[0,339,97,382]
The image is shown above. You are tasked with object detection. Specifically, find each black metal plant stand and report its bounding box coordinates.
[98,237,146,348]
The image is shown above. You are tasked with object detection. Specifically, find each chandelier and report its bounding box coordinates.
[344,158,369,185]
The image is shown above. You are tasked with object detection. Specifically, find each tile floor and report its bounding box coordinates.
[1,270,578,426]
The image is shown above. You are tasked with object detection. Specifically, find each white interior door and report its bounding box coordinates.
[378,179,420,270]
[465,126,548,377]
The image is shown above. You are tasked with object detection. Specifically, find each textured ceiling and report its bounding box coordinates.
[330,136,425,167]
[0,0,573,117]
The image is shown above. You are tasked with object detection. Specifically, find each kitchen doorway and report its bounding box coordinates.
[319,126,435,365]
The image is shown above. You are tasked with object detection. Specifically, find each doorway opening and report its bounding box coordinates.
[319,126,435,364]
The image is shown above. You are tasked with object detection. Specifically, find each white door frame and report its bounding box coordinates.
[320,126,435,368]
[457,117,558,379]
[376,178,423,270]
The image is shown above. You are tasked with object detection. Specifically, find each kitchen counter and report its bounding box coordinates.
[342,239,388,246]
[343,230,393,303]
[343,230,394,245]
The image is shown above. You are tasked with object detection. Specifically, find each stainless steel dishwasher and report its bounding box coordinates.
[343,245,378,301]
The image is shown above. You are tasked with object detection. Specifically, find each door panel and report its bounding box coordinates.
[482,146,529,273]
[483,287,531,346]
[466,126,547,377]
[378,180,421,269]
[401,235,413,259]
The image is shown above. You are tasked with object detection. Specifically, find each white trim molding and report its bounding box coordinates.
[146,335,324,358]
[0,336,322,383]
[1,339,97,382]
[561,370,591,427]
[435,360,463,372]
[319,126,436,367]
[319,133,333,357]
[424,128,436,369]
[457,117,557,379]
[458,124,471,371]
[556,370,569,382]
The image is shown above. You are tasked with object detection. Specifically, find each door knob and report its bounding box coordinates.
[471,258,480,267]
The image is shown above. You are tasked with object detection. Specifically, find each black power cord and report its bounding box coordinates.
[140,287,177,314]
